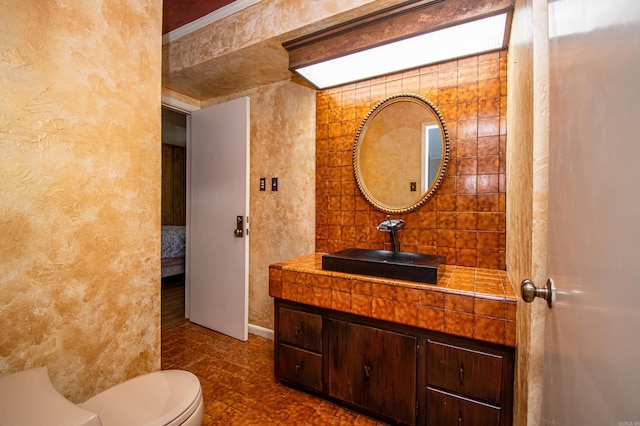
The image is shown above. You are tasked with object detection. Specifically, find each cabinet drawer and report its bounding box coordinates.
[279,307,323,352]
[278,344,323,392]
[427,340,503,404]
[427,388,501,426]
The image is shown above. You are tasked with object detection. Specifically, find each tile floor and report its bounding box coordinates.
[161,321,390,425]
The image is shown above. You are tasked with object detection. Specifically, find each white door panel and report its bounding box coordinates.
[188,97,249,341]
[542,1,640,423]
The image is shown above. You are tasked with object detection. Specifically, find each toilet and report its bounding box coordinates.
[0,367,204,426]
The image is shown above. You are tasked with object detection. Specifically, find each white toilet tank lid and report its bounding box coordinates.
[0,367,102,426]
[80,369,202,426]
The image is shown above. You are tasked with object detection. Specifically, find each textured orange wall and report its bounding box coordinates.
[316,52,508,269]
[0,1,162,402]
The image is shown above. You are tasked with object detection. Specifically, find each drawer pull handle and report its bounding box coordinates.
[363,365,372,378]
[459,364,464,382]
[295,363,303,376]
[294,324,302,336]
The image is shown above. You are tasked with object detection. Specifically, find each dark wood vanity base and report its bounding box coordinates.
[275,299,515,426]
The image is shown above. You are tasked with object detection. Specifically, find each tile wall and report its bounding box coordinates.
[316,51,508,269]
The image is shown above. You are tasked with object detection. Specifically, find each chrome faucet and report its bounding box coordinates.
[377,216,406,252]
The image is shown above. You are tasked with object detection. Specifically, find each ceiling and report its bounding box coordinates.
[162,0,286,100]
[162,0,505,101]
[163,0,235,34]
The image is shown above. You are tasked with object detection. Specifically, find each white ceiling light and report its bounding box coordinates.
[294,13,508,89]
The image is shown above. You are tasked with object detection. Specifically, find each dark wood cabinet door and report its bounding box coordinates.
[328,319,417,425]
[427,388,501,426]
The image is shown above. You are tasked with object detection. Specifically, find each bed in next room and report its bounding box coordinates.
[161,225,185,278]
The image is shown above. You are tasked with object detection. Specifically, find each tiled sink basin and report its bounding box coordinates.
[321,248,445,284]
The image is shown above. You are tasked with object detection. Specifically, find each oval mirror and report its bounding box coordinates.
[353,93,450,214]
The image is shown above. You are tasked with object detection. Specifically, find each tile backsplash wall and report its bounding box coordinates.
[316,51,507,270]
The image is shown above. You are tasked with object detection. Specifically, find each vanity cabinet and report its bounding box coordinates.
[274,299,514,426]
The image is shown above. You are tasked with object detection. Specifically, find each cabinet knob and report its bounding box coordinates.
[363,365,372,378]
[295,363,303,376]
[294,324,302,336]
[459,364,464,382]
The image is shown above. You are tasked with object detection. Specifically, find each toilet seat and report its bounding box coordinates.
[80,369,203,426]
[0,367,203,426]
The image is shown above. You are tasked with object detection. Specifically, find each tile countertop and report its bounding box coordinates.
[269,253,517,347]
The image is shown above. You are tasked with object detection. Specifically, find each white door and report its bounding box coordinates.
[187,97,249,341]
[540,1,640,424]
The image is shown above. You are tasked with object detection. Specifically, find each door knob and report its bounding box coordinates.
[234,216,244,238]
[521,278,556,308]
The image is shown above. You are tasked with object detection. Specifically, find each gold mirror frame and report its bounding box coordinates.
[353,93,450,214]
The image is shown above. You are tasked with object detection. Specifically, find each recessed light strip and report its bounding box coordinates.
[295,13,508,89]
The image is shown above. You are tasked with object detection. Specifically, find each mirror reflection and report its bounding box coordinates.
[353,94,449,214]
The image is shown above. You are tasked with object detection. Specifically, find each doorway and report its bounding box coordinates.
[161,106,187,329]
[160,98,250,340]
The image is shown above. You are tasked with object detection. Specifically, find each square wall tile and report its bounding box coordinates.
[316,53,507,269]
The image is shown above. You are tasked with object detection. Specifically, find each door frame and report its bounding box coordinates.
[504,0,550,424]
